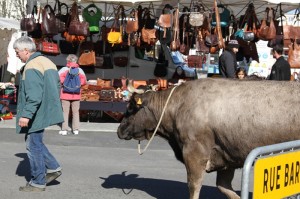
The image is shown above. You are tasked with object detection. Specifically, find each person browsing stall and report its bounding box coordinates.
[58,54,86,136]
[13,36,63,192]
[219,40,239,78]
[268,44,291,81]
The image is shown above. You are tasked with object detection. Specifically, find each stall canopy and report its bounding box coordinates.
[39,0,299,19]
[0,17,20,30]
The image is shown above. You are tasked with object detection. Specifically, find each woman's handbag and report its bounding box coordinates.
[141,28,156,44]
[158,5,172,39]
[41,5,59,35]
[257,8,276,41]
[68,2,90,36]
[107,31,122,46]
[107,5,124,46]
[20,6,38,32]
[113,56,128,67]
[142,3,156,29]
[189,3,205,27]
[126,9,138,34]
[37,39,60,55]
[179,15,190,55]
[78,50,96,66]
[288,40,300,68]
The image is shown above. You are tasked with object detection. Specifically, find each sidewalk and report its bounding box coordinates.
[1,116,120,133]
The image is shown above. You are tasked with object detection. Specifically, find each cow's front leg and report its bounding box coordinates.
[216,168,240,199]
[183,143,208,199]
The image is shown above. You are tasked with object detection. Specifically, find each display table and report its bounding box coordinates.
[80,101,128,122]
[80,101,127,112]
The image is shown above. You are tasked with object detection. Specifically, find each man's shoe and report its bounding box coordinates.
[73,130,79,135]
[46,171,62,184]
[19,183,45,192]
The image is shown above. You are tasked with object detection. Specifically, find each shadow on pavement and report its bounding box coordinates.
[14,153,61,186]
[15,153,31,182]
[100,171,231,199]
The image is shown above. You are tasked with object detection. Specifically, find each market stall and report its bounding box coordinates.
[6,0,300,118]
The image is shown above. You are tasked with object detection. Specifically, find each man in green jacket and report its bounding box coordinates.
[13,36,64,192]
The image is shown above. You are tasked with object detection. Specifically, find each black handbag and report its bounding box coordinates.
[59,40,78,54]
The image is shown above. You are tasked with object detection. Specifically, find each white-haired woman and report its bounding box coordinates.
[58,54,87,135]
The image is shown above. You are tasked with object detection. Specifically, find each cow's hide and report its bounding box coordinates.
[117,78,300,199]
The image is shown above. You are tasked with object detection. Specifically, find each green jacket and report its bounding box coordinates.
[16,52,64,134]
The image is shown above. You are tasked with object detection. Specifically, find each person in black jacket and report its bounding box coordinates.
[268,44,291,81]
[219,40,239,78]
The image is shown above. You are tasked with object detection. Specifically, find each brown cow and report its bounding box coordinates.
[117,78,300,199]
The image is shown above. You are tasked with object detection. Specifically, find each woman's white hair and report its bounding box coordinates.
[66,54,78,63]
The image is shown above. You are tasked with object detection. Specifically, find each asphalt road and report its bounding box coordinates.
[0,128,252,199]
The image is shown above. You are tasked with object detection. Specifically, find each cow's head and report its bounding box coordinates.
[117,84,157,141]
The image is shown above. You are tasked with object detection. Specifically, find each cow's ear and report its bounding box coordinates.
[133,95,142,105]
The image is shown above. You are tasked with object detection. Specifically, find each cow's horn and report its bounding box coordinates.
[127,81,145,94]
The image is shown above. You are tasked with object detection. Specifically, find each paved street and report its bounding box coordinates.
[0,127,252,199]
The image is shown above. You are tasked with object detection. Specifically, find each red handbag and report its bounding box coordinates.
[39,41,60,55]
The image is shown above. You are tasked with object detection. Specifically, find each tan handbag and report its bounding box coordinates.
[158,6,172,39]
[288,40,300,68]
[126,9,138,34]
[257,8,276,41]
[141,28,156,44]
[78,50,96,66]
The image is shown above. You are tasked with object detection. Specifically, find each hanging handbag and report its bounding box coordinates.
[27,6,42,38]
[141,28,156,45]
[59,40,78,54]
[158,5,172,39]
[78,50,96,66]
[82,3,102,33]
[142,3,156,29]
[189,3,205,27]
[126,9,138,34]
[68,2,90,36]
[20,5,38,32]
[257,8,276,41]
[179,15,190,55]
[288,39,300,68]
[41,5,59,35]
[107,5,123,46]
[54,1,70,27]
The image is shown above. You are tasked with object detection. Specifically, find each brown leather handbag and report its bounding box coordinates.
[141,28,156,45]
[78,50,96,66]
[41,5,58,35]
[20,6,38,32]
[257,8,276,41]
[179,14,190,55]
[126,9,138,34]
[68,2,90,36]
[158,6,172,39]
[288,40,300,68]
